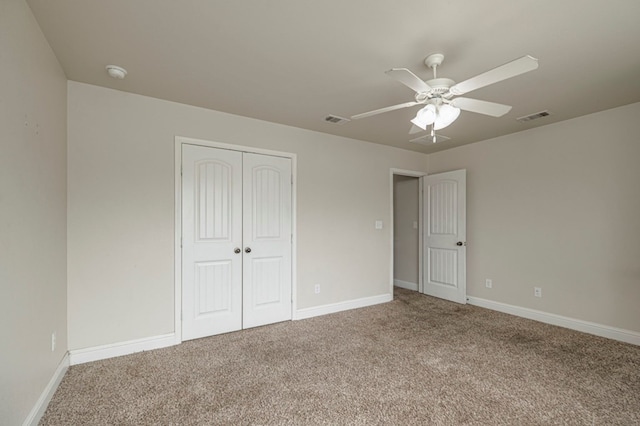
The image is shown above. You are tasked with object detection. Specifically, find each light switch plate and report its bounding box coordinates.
[375,220,383,229]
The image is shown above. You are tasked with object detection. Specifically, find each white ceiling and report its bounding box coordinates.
[27,0,640,153]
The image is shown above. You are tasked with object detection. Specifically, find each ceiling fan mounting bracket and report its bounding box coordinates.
[424,53,445,69]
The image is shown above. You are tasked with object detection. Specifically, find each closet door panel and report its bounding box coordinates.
[242,153,292,328]
[182,145,243,340]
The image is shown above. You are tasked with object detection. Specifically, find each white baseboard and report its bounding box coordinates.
[467,296,640,346]
[69,333,178,365]
[294,293,393,320]
[393,279,418,291]
[23,352,69,426]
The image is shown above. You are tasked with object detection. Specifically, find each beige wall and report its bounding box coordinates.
[0,0,68,423]
[67,81,429,350]
[427,102,640,333]
[4,2,638,420]
[393,175,419,286]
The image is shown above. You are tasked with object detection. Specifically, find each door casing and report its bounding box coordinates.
[389,168,466,303]
[389,169,427,295]
[174,136,297,344]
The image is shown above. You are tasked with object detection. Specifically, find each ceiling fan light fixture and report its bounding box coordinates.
[410,104,436,130]
[434,104,460,130]
[349,53,537,139]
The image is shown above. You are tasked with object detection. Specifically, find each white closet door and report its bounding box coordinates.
[182,144,243,340]
[423,169,466,304]
[242,153,292,328]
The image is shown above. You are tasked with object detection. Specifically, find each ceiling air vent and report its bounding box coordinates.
[324,115,350,125]
[516,110,551,123]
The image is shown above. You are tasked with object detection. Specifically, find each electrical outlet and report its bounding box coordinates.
[485,279,492,289]
[314,284,321,294]
[534,287,542,298]
[51,332,56,352]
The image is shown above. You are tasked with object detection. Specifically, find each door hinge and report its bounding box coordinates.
[291,234,293,243]
[291,174,293,184]
[180,166,183,176]
[180,237,183,248]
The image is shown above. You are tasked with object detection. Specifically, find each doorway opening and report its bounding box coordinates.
[390,169,425,297]
[390,168,467,304]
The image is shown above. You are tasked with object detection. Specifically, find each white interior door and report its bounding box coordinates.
[182,144,243,340]
[182,145,293,340]
[423,169,466,304]
[242,153,292,328]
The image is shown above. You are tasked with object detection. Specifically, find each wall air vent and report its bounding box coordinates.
[324,115,350,125]
[516,110,551,123]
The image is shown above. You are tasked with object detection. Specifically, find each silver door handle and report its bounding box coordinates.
[234,248,241,254]
[245,247,252,253]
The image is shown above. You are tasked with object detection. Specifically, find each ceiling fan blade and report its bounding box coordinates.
[449,55,538,96]
[451,97,512,117]
[350,101,419,120]
[385,68,432,94]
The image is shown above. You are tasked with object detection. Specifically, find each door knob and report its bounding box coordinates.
[456,241,464,246]
[245,247,252,253]
[234,248,241,254]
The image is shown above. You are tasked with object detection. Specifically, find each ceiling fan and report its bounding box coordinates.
[350,53,539,143]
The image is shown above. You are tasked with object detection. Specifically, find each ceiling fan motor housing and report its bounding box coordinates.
[415,78,456,102]
[426,78,455,95]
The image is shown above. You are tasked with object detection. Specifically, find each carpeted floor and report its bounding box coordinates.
[41,288,640,425]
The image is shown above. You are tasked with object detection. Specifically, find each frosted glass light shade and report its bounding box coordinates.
[434,104,460,130]
[410,104,436,130]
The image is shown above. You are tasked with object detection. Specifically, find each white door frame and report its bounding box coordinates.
[174,136,297,344]
[389,168,427,296]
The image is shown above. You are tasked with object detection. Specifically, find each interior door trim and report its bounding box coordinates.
[174,136,297,344]
[389,168,427,298]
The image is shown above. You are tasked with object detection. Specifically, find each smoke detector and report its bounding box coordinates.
[106,65,127,79]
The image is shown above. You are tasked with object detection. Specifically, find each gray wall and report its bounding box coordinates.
[393,175,419,287]
[428,102,640,332]
[6,4,640,420]
[0,0,68,423]
[67,81,429,350]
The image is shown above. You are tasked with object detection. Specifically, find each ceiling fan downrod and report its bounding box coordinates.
[425,53,445,79]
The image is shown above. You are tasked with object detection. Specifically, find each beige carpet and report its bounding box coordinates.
[41,288,640,425]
